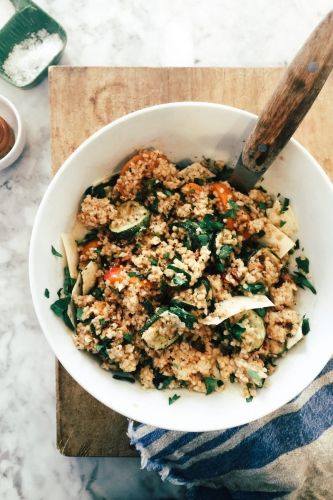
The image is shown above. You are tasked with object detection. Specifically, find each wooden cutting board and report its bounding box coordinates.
[49,67,333,457]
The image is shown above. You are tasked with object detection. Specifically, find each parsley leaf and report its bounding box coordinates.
[244,282,266,294]
[296,257,310,274]
[223,200,239,219]
[76,307,83,321]
[113,371,136,383]
[293,272,316,294]
[123,333,133,343]
[229,322,246,341]
[258,202,267,211]
[256,307,267,318]
[280,198,290,214]
[127,271,146,280]
[167,264,191,287]
[149,258,159,265]
[279,220,287,227]
[99,318,109,327]
[302,316,310,335]
[50,296,70,316]
[75,230,98,246]
[199,214,224,232]
[44,288,50,298]
[169,306,196,329]
[63,267,76,295]
[51,245,62,257]
[168,394,181,405]
[143,299,154,314]
[204,377,223,395]
[153,373,174,390]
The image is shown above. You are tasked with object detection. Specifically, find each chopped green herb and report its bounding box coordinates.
[167,264,191,286]
[163,188,173,197]
[123,333,133,343]
[50,296,70,317]
[57,287,63,298]
[113,371,136,383]
[204,377,223,395]
[199,214,224,232]
[229,322,246,341]
[176,159,192,170]
[256,229,266,238]
[223,200,239,220]
[99,318,109,327]
[84,175,119,198]
[302,317,310,335]
[63,267,76,295]
[163,252,170,259]
[246,396,253,403]
[279,220,287,227]
[51,245,62,257]
[296,256,310,274]
[90,323,96,335]
[76,307,83,320]
[295,239,300,250]
[244,282,266,294]
[143,298,154,315]
[256,308,267,318]
[168,394,181,405]
[293,272,316,294]
[91,287,104,300]
[169,306,196,329]
[76,230,98,246]
[218,244,233,261]
[229,373,236,383]
[62,312,75,331]
[127,271,146,280]
[149,258,159,265]
[44,288,50,298]
[153,373,174,390]
[172,274,188,286]
[258,202,267,211]
[94,247,101,254]
[280,198,290,214]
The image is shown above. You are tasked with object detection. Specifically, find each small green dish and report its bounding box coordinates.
[0,0,67,89]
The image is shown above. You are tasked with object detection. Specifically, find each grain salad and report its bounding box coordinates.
[50,149,316,400]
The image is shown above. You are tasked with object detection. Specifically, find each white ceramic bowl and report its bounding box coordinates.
[0,95,25,170]
[29,102,333,431]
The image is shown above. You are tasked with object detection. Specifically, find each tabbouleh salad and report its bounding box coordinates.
[49,149,316,401]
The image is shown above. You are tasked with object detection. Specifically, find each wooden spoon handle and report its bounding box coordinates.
[242,11,333,174]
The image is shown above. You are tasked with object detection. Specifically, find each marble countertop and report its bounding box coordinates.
[0,1,332,498]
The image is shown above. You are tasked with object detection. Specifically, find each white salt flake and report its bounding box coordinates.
[3,28,63,86]
[0,0,15,30]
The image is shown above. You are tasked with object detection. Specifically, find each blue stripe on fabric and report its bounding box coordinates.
[150,432,200,460]
[189,486,289,500]
[162,425,245,466]
[180,383,333,480]
[228,489,288,500]
[135,428,169,447]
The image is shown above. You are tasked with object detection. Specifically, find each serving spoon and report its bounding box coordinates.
[229,10,333,192]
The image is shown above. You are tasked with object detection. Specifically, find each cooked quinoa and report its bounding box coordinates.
[51,149,316,400]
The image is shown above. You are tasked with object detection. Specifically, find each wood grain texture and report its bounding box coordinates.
[241,11,333,178]
[50,67,333,457]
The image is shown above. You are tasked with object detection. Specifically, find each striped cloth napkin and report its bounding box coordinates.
[128,358,333,499]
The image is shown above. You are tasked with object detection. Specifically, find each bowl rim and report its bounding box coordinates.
[29,101,333,431]
[0,94,25,169]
